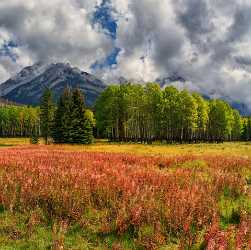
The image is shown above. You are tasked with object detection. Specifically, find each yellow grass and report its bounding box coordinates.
[61,141,251,157]
[0,137,30,146]
[1,138,251,158]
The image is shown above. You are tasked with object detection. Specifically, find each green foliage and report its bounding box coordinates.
[0,105,40,138]
[208,100,230,142]
[241,117,251,141]
[52,87,94,144]
[82,118,94,144]
[95,83,243,143]
[40,87,54,144]
[52,87,71,143]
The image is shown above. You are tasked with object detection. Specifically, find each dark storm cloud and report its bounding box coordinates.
[0,5,29,31]
[176,0,213,46]
[235,56,251,66]
[227,6,251,43]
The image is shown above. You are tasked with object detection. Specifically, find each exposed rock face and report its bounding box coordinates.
[0,62,106,107]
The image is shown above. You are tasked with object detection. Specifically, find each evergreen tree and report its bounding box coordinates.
[62,87,73,143]
[52,87,94,144]
[52,87,72,143]
[241,118,249,141]
[30,130,39,144]
[40,87,54,144]
[83,110,94,144]
[247,118,251,140]
[69,88,87,144]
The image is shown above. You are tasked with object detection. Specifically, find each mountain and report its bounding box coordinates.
[231,102,250,116]
[1,64,250,115]
[0,97,21,106]
[0,62,106,107]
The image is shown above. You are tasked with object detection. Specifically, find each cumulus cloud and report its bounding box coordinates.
[1,0,251,109]
[100,0,251,109]
[0,0,113,81]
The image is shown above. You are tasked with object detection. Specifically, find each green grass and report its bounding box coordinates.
[0,210,146,250]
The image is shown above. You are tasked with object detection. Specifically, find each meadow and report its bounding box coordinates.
[0,140,250,249]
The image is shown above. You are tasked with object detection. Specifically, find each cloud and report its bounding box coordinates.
[0,0,113,81]
[1,0,251,109]
[102,0,251,110]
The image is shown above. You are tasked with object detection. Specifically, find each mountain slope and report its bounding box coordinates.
[0,62,106,107]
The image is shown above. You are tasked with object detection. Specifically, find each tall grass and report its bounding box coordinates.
[0,146,250,249]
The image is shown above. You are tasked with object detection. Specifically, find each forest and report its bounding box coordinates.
[1,83,251,143]
[95,83,251,143]
[0,105,40,137]
[0,87,94,144]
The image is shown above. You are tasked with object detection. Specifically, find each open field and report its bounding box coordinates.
[0,140,250,249]
[2,138,251,157]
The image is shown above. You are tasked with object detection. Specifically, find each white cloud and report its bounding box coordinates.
[1,0,251,109]
[0,0,113,79]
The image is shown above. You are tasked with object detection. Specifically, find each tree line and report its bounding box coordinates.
[0,87,94,144]
[0,105,40,137]
[95,83,245,143]
[2,83,251,144]
[40,87,95,144]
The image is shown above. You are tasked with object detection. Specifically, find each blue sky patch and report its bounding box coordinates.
[0,41,18,62]
[91,47,121,70]
[92,0,120,69]
[93,0,117,39]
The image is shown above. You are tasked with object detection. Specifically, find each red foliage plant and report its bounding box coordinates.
[0,146,250,249]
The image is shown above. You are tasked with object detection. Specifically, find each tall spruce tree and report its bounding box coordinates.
[69,88,87,144]
[62,87,73,143]
[52,87,72,143]
[40,87,54,144]
[52,87,94,144]
[83,109,95,144]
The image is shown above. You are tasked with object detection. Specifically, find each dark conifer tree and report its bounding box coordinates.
[247,118,251,141]
[242,120,248,141]
[52,87,72,143]
[52,87,94,144]
[61,87,73,143]
[70,88,87,144]
[83,114,94,144]
[40,87,54,144]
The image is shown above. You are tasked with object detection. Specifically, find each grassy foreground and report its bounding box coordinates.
[0,140,250,249]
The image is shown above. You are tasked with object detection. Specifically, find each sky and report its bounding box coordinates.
[1,0,251,107]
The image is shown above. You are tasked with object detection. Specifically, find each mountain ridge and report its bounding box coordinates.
[0,62,106,107]
[0,63,250,115]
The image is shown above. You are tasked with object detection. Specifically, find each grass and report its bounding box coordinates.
[0,139,250,249]
[0,138,30,147]
[60,141,251,158]
[2,138,251,158]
